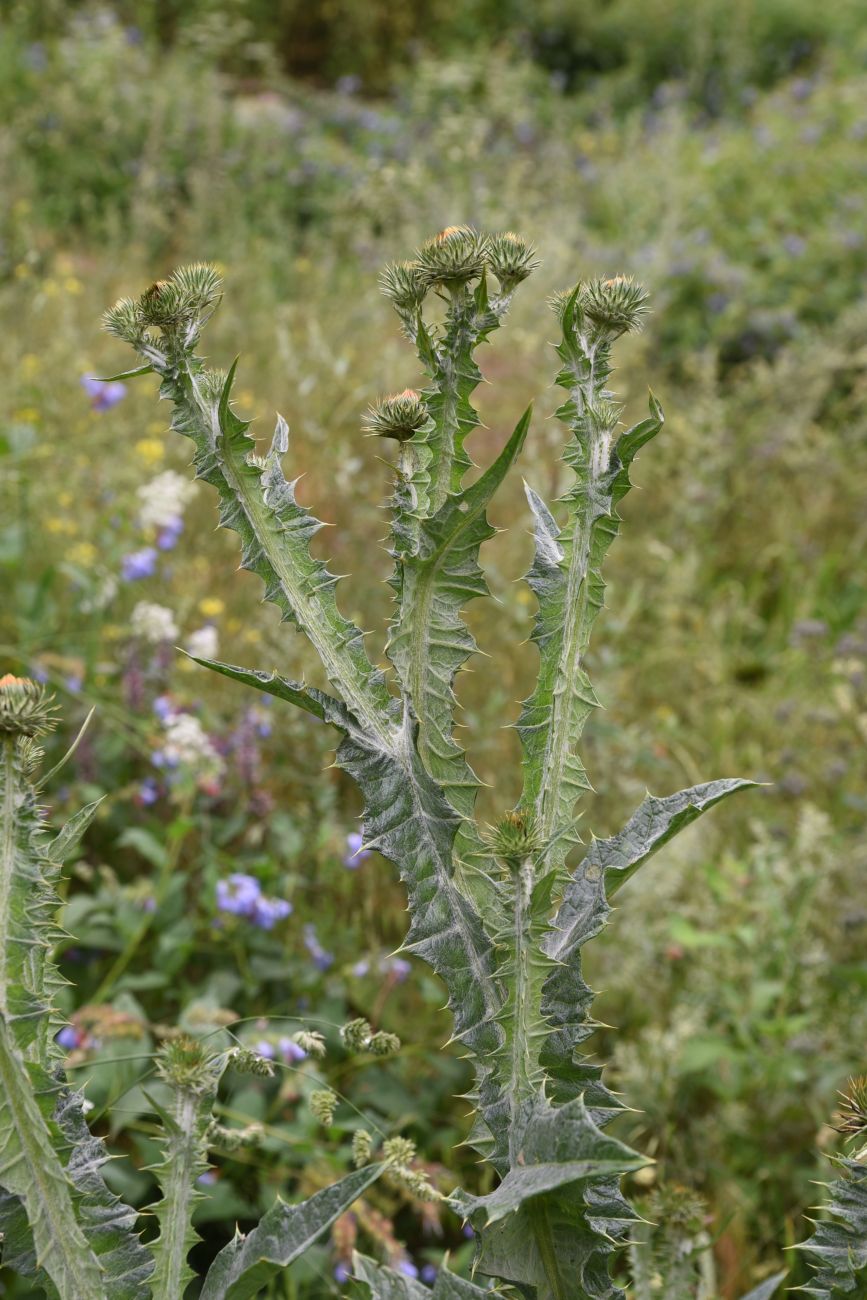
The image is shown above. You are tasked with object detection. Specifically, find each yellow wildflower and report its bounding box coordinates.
[135,438,165,464]
[199,597,225,618]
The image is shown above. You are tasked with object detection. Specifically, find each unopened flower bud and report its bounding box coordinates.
[416,225,488,289]
[484,810,542,862]
[581,276,650,337]
[0,676,58,738]
[379,260,427,312]
[362,390,429,442]
[485,232,539,291]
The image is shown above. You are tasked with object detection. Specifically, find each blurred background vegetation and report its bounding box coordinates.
[1,0,866,1294]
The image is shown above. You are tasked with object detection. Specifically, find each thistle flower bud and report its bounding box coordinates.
[352,1129,374,1168]
[341,1017,372,1051]
[835,1076,867,1140]
[486,232,539,292]
[102,296,147,345]
[416,225,488,289]
[309,1088,338,1125]
[582,276,650,337]
[484,810,542,862]
[157,1035,216,1093]
[0,675,58,738]
[367,1031,401,1057]
[379,260,427,312]
[137,264,223,332]
[362,390,429,442]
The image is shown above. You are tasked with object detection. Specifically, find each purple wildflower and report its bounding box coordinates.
[157,516,184,550]
[334,1264,351,1283]
[343,830,372,869]
[352,959,370,978]
[303,923,334,972]
[216,874,292,929]
[380,956,411,983]
[197,1171,218,1186]
[81,375,127,412]
[278,1037,307,1064]
[121,547,158,581]
[252,895,292,930]
[255,1040,276,1060]
[398,1261,419,1279]
[152,695,175,723]
[56,1025,80,1050]
[136,778,161,806]
[421,1264,438,1284]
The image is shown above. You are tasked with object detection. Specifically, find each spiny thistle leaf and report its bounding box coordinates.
[199,1164,385,1300]
[794,1154,867,1296]
[352,1251,493,1298]
[0,1021,105,1299]
[453,1095,646,1299]
[539,779,756,1103]
[740,1274,787,1299]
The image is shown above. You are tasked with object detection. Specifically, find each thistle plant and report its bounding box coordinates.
[94,232,787,1297]
[0,674,389,1297]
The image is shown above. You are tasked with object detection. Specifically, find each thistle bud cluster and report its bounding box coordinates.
[309,1088,338,1126]
[103,263,222,347]
[380,226,538,324]
[341,1017,401,1056]
[835,1076,867,1143]
[0,675,58,738]
[362,390,430,442]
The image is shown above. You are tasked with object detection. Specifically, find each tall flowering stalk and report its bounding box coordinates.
[95,234,779,1296]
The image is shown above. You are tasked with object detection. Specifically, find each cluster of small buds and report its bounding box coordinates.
[293,1030,327,1058]
[352,1129,374,1168]
[383,1137,440,1201]
[341,1018,402,1056]
[0,674,58,738]
[362,389,429,442]
[835,1076,867,1142]
[206,1120,264,1152]
[309,1088,339,1126]
[227,1045,275,1077]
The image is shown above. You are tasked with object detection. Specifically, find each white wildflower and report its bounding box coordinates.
[81,572,118,613]
[137,471,198,531]
[163,713,224,775]
[185,625,219,660]
[130,601,179,644]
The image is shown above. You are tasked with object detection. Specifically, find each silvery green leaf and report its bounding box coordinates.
[200,1165,385,1299]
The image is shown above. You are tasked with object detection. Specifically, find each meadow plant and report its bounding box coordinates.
[0,231,864,1296]
[93,232,863,1295]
